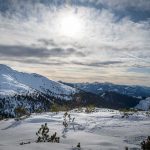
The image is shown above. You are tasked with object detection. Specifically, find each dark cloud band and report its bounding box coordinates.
[0,45,86,58]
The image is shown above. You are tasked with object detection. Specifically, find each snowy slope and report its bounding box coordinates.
[0,64,77,100]
[0,64,78,117]
[135,97,150,111]
[0,108,150,150]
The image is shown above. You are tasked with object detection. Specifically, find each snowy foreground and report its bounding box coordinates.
[0,108,150,150]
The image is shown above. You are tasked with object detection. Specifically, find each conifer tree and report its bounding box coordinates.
[36,123,60,143]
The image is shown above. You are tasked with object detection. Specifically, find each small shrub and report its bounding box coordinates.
[77,107,83,112]
[20,141,31,145]
[72,143,81,150]
[63,112,69,128]
[0,115,3,120]
[119,108,137,113]
[146,111,150,117]
[125,147,128,150]
[50,103,60,112]
[35,108,43,114]
[141,136,150,150]
[50,103,69,112]
[14,107,29,119]
[77,142,80,148]
[85,105,95,113]
[60,105,69,112]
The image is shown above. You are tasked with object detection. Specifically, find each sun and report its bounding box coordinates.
[59,13,83,38]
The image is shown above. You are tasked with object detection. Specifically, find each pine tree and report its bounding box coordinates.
[36,123,60,143]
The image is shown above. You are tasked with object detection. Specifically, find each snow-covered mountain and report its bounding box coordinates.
[61,82,150,98]
[0,64,77,117]
[0,64,144,117]
[0,64,76,99]
[135,97,150,111]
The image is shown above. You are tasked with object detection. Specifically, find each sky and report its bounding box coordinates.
[0,0,150,86]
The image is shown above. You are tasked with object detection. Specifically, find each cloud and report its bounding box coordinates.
[0,45,86,58]
[38,39,58,47]
[72,60,123,67]
[1,0,149,22]
[0,0,150,86]
[97,0,150,11]
[127,67,150,74]
[0,45,50,58]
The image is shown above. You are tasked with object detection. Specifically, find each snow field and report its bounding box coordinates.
[0,108,150,150]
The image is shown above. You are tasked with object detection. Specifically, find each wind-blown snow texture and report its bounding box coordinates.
[0,108,150,150]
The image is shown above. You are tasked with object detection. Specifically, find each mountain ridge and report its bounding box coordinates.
[60,81,150,98]
[0,64,146,117]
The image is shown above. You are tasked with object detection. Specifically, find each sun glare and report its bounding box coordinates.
[59,13,83,38]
